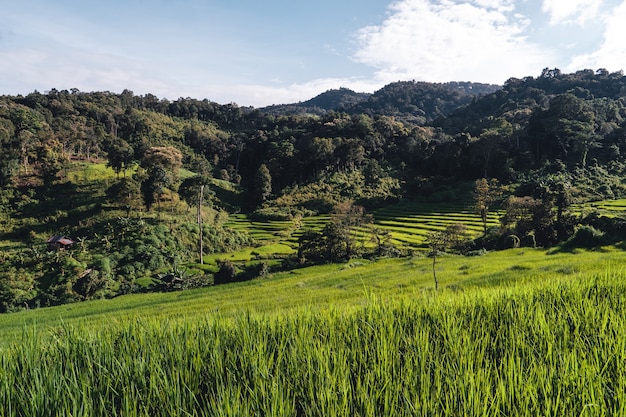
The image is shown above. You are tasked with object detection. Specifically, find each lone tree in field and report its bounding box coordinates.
[501,195,555,247]
[473,178,501,235]
[331,200,372,259]
[427,223,468,291]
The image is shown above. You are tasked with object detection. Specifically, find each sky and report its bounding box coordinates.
[1,0,626,107]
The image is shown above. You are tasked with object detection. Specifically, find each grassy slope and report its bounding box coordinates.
[2,248,626,416]
[2,245,625,348]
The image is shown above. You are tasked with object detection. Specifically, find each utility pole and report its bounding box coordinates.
[198,184,204,264]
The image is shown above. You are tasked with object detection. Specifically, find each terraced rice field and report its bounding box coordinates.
[225,201,500,254]
[221,197,626,266]
[370,202,500,249]
[226,214,331,249]
[578,198,626,216]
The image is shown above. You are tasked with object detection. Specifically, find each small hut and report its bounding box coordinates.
[47,235,75,251]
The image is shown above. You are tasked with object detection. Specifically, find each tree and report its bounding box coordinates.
[473,117,513,177]
[297,201,371,264]
[309,137,335,176]
[297,223,348,264]
[501,196,556,247]
[253,164,272,206]
[536,174,572,225]
[527,93,597,167]
[106,176,141,217]
[140,146,183,212]
[427,223,468,290]
[10,106,42,175]
[334,138,365,171]
[104,137,134,177]
[141,165,170,211]
[473,178,501,235]
[36,137,68,188]
[142,146,183,175]
[331,200,371,259]
[214,260,237,285]
[0,118,19,187]
[178,175,212,210]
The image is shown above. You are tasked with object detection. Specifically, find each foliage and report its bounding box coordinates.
[213,260,238,285]
[252,163,272,206]
[473,178,502,235]
[297,201,372,264]
[106,176,141,216]
[3,70,626,311]
[562,225,606,248]
[427,223,469,289]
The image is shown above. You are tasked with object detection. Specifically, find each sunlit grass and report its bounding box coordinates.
[200,243,295,265]
[2,245,626,348]
[2,261,626,415]
[65,162,119,183]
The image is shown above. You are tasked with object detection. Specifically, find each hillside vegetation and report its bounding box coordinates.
[2,67,626,312]
[3,67,626,415]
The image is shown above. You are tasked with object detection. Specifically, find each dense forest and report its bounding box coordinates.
[2,67,626,311]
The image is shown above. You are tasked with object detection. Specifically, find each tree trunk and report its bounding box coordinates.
[432,254,438,291]
[481,209,488,236]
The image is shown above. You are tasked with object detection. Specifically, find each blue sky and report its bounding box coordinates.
[1,0,625,107]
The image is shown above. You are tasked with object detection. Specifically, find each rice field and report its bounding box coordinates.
[370,201,500,249]
[2,265,626,416]
[225,198,626,258]
[225,200,499,256]
[574,198,626,217]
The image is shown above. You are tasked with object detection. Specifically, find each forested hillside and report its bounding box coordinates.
[2,67,626,311]
[259,81,500,123]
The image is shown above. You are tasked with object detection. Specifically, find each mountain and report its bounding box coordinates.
[435,68,626,136]
[259,88,371,116]
[347,81,501,125]
[259,81,501,124]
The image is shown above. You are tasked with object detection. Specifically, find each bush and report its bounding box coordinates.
[563,225,605,248]
[249,207,293,221]
[213,260,238,285]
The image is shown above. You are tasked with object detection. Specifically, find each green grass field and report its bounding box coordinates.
[2,245,624,345]
[2,246,626,415]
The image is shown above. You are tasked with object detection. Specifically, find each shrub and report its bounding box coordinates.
[250,207,294,221]
[563,225,605,248]
[213,260,238,285]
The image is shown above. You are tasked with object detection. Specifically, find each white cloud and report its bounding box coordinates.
[199,77,385,108]
[566,0,626,71]
[541,0,602,25]
[0,42,375,107]
[473,0,515,12]
[0,46,172,97]
[352,0,551,85]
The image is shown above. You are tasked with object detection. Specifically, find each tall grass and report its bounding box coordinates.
[2,271,626,416]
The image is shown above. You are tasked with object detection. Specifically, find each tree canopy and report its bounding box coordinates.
[3,68,626,310]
